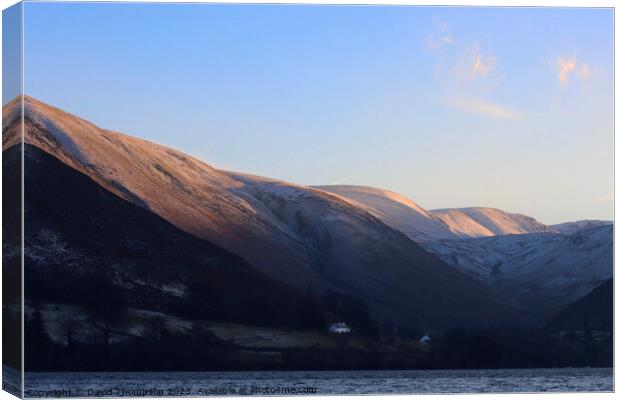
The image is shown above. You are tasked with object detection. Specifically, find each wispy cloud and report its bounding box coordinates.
[577,64,591,80]
[425,37,440,51]
[425,23,498,85]
[442,97,525,120]
[431,36,498,83]
[441,36,454,45]
[555,55,592,84]
[425,26,597,123]
[329,174,358,185]
[471,49,496,78]
[425,20,453,52]
[556,57,576,84]
[425,24,524,121]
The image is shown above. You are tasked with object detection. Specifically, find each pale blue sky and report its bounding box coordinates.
[14,3,614,223]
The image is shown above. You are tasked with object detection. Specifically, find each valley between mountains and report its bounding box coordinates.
[3,95,613,371]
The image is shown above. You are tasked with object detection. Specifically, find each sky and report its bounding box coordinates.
[10,3,614,224]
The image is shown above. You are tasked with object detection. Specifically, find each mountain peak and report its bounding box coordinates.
[315,186,558,241]
[550,219,613,235]
[4,94,61,122]
[315,184,431,216]
[315,184,455,241]
[430,207,551,238]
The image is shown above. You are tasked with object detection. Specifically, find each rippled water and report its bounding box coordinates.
[16,368,613,397]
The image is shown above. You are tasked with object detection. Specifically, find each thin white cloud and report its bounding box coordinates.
[471,50,496,78]
[578,64,591,80]
[555,55,592,84]
[425,21,453,52]
[442,97,525,120]
[556,57,576,84]
[329,174,358,185]
[425,36,439,51]
[449,43,499,83]
[425,25,523,121]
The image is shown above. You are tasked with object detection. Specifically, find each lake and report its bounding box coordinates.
[15,368,612,396]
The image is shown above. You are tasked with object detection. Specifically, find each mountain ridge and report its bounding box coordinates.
[430,207,553,238]
[6,95,516,329]
[15,143,328,327]
[317,185,611,241]
[313,185,455,241]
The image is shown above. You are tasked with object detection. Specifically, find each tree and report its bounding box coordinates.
[26,307,52,347]
[80,276,128,348]
[292,298,325,330]
[59,317,80,351]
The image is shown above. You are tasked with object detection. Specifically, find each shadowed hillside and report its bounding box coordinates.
[6,96,516,330]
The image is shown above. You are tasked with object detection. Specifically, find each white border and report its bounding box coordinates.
[0,1,616,400]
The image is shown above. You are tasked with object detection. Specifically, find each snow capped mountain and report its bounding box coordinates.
[16,144,322,328]
[422,225,613,303]
[431,207,553,238]
[497,225,613,302]
[302,184,613,326]
[314,185,455,241]
[422,233,566,283]
[5,96,512,329]
[314,186,557,241]
[422,226,613,326]
[550,219,612,235]
[5,95,612,330]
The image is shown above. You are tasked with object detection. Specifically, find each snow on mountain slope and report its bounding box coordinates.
[5,96,318,289]
[422,226,613,326]
[431,207,553,238]
[315,184,613,317]
[2,96,23,150]
[422,233,566,283]
[314,186,556,242]
[550,219,612,235]
[219,171,513,327]
[314,185,455,241]
[500,225,613,326]
[18,144,323,328]
[498,225,613,298]
[4,96,513,329]
[425,225,612,292]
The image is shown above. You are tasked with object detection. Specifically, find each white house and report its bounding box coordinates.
[419,334,432,344]
[329,322,351,334]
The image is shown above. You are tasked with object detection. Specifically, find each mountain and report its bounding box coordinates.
[2,135,23,371]
[313,184,613,326]
[4,95,514,330]
[545,278,612,333]
[495,225,613,310]
[13,143,327,327]
[430,207,553,238]
[314,185,455,241]
[424,226,612,325]
[551,220,613,235]
[316,185,557,241]
[421,233,566,283]
[2,112,21,300]
[423,226,612,325]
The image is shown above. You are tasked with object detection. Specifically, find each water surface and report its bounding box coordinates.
[23,368,613,397]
